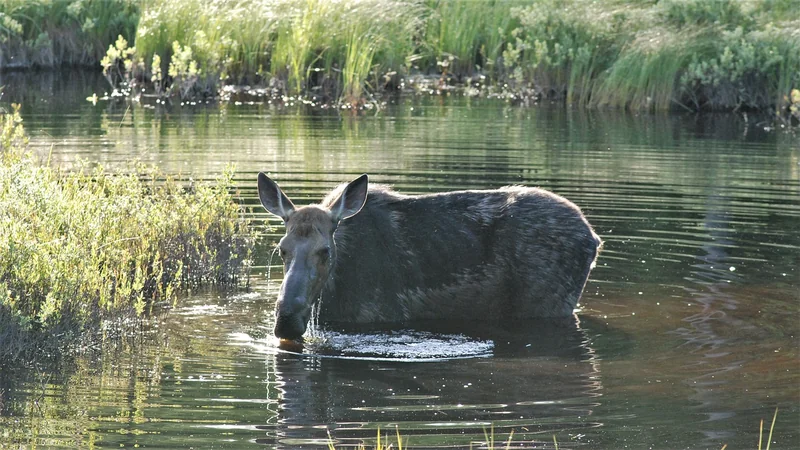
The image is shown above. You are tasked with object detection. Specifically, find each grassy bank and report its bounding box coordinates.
[0,106,254,363]
[121,0,800,114]
[2,0,799,113]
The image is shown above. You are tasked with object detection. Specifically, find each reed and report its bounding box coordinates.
[590,26,713,111]
[3,0,796,111]
[422,0,522,76]
[107,0,799,111]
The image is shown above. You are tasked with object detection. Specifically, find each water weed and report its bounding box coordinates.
[0,106,255,362]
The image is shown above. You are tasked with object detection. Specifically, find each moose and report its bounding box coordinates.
[258,173,602,340]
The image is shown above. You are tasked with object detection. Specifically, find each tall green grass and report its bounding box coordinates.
[0,0,139,69]
[132,0,421,102]
[422,0,522,77]
[2,0,797,112]
[0,106,254,362]
[124,0,798,111]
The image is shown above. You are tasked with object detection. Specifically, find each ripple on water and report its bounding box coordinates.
[234,329,495,361]
[317,330,494,360]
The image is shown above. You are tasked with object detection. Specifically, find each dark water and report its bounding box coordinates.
[1,71,798,449]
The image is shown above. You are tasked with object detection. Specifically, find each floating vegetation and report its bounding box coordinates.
[0,105,255,362]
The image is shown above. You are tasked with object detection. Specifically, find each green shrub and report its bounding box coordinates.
[81,0,800,112]
[679,25,800,110]
[504,0,626,103]
[659,0,755,30]
[422,0,522,77]
[0,106,254,361]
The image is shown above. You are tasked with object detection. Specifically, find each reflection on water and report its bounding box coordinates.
[0,71,798,449]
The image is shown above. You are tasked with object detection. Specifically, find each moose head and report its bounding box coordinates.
[257,173,369,339]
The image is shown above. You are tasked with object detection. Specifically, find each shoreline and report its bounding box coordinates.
[1,0,798,117]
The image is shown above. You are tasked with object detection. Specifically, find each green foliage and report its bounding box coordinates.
[5,0,793,111]
[133,0,422,103]
[590,26,712,110]
[659,0,755,30]
[679,25,800,111]
[167,40,201,99]
[503,0,624,103]
[0,104,27,154]
[499,0,800,111]
[790,88,800,121]
[0,0,139,69]
[269,0,332,94]
[422,0,522,76]
[0,106,254,361]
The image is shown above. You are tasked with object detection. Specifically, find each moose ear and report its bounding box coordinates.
[329,174,368,222]
[257,172,296,222]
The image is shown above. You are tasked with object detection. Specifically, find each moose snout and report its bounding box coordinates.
[274,295,312,339]
[274,314,307,340]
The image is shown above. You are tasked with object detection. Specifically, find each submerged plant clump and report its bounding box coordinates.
[0,106,255,362]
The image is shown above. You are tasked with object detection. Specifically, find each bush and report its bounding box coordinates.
[0,105,254,361]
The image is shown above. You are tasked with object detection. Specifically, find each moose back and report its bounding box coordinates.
[258,173,602,340]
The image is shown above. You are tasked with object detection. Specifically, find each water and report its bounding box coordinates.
[1,71,798,449]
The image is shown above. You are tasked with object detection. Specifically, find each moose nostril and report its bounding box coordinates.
[274,316,306,340]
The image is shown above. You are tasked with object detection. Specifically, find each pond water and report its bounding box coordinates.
[1,71,798,449]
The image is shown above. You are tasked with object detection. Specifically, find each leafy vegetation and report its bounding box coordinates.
[113,0,800,114]
[2,0,798,112]
[0,0,138,69]
[0,105,254,362]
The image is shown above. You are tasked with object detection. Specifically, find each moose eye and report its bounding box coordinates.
[317,247,331,261]
[278,247,288,259]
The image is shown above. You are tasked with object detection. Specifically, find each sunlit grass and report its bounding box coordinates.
[0,106,255,361]
[4,0,797,111]
[325,410,783,449]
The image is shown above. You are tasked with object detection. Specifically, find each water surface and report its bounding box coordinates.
[1,71,798,449]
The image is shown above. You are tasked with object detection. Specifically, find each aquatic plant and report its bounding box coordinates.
[0,106,255,362]
[132,0,422,103]
[789,88,800,122]
[502,0,625,104]
[326,426,405,450]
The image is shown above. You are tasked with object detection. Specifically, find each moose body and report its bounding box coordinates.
[258,173,602,340]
